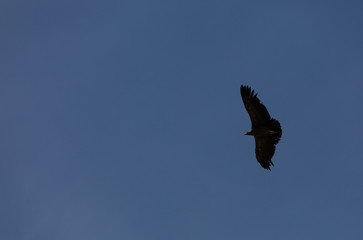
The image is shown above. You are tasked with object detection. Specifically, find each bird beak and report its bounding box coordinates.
[244,130,253,135]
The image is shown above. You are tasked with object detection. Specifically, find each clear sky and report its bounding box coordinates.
[1,1,363,239]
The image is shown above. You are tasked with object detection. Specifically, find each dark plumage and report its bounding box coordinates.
[240,85,282,170]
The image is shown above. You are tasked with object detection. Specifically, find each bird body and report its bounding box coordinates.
[240,85,282,170]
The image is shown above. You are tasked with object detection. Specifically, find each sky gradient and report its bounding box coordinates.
[1,1,363,239]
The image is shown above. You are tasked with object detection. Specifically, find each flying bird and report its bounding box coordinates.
[240,85,282,170]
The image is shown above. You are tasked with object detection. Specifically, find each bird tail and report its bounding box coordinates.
[270,118,282,144]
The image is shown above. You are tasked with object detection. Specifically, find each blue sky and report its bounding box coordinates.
[1,1,363,239]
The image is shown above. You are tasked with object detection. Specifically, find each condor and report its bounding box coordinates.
[240,85,282,170]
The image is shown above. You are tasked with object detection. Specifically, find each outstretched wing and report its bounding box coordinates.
[240,85,271,128]
[254,136,276,170]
